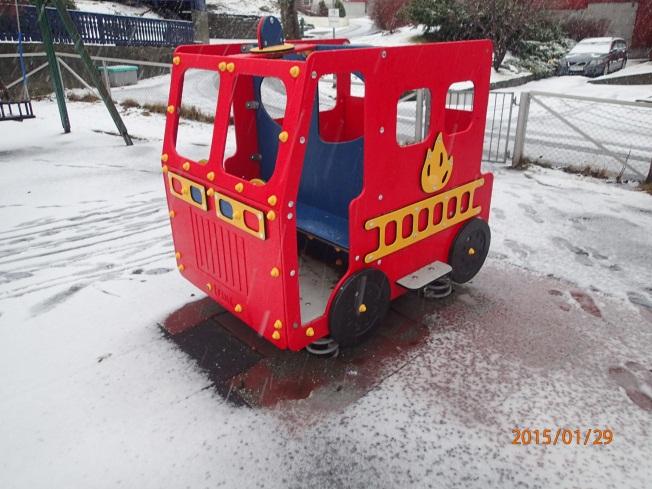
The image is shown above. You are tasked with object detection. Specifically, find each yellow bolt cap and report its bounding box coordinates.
[207,188,214,197]
[226,62,235,72]
[182,161,190,171]
[289,65,300,78]
[274,320,282,330]
[161,153,169,162]
[267,195,277,206]
[162,165,169,173]
[206,283,212,291]
[235,182,244,193]
[278,131,289,143]
[167,105,175,114]
[270,267,280,278]
[173,56,181,65]
[218,61,227,72]
[175,251,181,260]
[178,264,185,272]
[306,327,315,337]
[266,210,276,221]
[468,247,476,256]
[169,210,176,218]
[272,331,281,340]
[358,304,367,313]
[207,171,215,181]
[234,304,243,313]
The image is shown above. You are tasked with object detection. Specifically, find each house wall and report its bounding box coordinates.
[546,0,651,53]
[299,0,367,18]
[550,2,638,44]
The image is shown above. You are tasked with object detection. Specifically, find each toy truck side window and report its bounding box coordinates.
[317,72,365,143]
[396,88,431,147]
[175,68,219,163]
[444,81,474,135]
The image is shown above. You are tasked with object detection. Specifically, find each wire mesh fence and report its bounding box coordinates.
[516,92,652,181]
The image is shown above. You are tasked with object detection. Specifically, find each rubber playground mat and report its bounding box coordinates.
[159,263,652,412]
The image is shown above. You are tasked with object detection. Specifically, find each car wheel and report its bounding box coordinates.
[328,268,391,347]
[449,218,491,284]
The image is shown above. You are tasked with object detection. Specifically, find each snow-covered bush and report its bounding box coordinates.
[335,0,346,17]
[404,0,562,71]
[317,0,328,16]
[370,0,410,33]
[505,38,575,78]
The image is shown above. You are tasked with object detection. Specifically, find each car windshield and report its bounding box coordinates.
[570,41,611,54]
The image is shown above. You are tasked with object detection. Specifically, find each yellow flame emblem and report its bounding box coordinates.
[421,133,453,193]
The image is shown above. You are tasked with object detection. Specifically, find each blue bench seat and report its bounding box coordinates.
[296,203,349,250]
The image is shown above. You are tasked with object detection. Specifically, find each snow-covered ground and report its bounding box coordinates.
[1,94,651,488]
[206,0,278,15]
[74,0,163,18]
[594,60,652,81]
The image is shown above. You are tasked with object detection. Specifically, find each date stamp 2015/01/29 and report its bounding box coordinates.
[512,428,614,446]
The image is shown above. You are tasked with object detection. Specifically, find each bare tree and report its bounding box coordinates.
[279,0,301,40]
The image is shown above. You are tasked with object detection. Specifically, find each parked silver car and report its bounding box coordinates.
[558,37,628,77]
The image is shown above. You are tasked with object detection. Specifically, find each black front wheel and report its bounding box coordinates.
[449,218,491,283]
[328,269,391,347]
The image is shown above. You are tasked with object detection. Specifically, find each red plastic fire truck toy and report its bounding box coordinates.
[161,16,494,351]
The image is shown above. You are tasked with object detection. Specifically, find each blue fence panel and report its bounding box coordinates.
[0,5,194,47]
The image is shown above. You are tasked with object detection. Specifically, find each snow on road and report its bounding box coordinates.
[1,96,651,489]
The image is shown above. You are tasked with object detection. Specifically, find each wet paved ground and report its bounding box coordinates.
[160,262,652,414]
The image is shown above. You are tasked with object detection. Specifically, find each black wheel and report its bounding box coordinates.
[449,218,491,283]
[328,268,390,347]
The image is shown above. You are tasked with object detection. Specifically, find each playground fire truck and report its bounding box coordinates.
[161,17,494,352]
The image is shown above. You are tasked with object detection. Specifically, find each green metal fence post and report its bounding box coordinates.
[51,0,133,146]
[34,0,70,133]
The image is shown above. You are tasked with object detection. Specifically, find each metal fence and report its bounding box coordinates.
[384,88,516,163]
[484,92,515,163]
[0,5,194,46]
[512,91,652,181]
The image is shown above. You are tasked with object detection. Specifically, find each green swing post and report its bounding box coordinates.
[50,0,133,145]
[34,0,70,133]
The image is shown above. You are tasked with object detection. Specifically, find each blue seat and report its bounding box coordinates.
[255,80,363,250]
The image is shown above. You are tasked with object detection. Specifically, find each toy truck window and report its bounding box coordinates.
[318,74,337,112]
[317,72,365,143]
[396,88,431,147]
[175,68,219,163]
[444,81,474,134]
[260,77,287,121]
[222,75,288,184]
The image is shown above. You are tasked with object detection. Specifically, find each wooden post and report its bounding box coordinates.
[34,0,70,133]
[51,0,132,145]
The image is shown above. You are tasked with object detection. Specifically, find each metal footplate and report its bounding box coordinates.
[396,260,452,290]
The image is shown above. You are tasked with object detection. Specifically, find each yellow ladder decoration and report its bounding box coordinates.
[364,178,485,263]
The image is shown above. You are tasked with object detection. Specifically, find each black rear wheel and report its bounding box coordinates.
[328,269,391,347]
[449,218,491,283]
